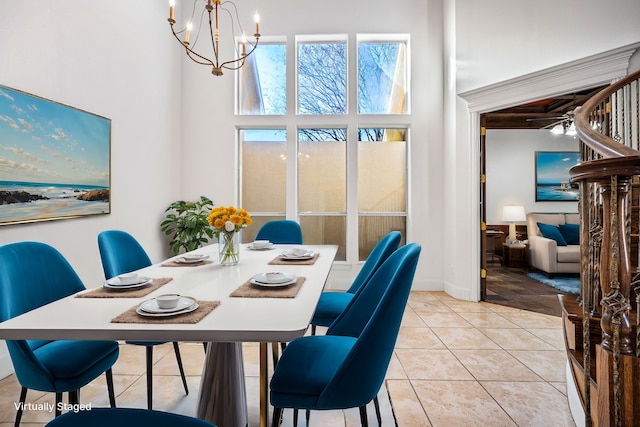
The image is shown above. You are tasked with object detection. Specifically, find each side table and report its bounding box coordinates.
[503,242,528,269]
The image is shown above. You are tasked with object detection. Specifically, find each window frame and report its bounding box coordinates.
[237,33,411,263]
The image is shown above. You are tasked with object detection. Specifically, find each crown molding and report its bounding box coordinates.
[459,42,640,113]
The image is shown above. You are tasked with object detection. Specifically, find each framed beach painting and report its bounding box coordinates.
[0,85,110,225]
[535,151,580,202]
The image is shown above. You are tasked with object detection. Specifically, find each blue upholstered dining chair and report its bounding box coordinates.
[45,408,216,427]
[97,230,188,410]
[0,241,119,427]
[310,231,402,335]
[270,243,421,427]
[255,220,303,244]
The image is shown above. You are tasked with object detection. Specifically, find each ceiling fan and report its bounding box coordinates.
[525,107,581,136]
[525,106,580,129]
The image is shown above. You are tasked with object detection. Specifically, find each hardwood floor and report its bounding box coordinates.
[485,264,575,317]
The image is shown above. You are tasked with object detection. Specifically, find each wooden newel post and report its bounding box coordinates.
[599,175,633,356]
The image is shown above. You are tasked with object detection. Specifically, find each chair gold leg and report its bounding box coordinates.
[260,342,269,427]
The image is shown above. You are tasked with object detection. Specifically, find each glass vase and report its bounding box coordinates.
[218,231,240,266]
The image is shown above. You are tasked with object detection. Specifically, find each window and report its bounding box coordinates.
[239,35,409,262]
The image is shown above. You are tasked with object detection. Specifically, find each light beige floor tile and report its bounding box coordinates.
[408,300,453,313]
[480,328,557,351]
[458,312,520,328]
[412,380,517,426]
[485,304,524,314]
[526,327,565,350]
[430,291,458,301]
[409,291,442,302]
[443,301,497,313]
[395,349,474,380]
[154,342,207,376]
[431,327,501,350]
[481,381,576,427]
[386,380,432,427]
[416,311,473,328]
[396,327,446,349]
[550,381,568,396]
[385,353,408,380]
[498,311,563,329]
[401,309,429,327]
[112,342,172,376]
[508,350,568,382]
[452,349,542,381]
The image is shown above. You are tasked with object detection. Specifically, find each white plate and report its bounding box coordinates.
[104,276,153,289]
[138,296,197,314]
[280,250,315,260]
[247,243,275,250]
[252,272,296,284]
[250,278,297,288]
[110,274,151,286]
[176,254,210,264]
[136,303,199,317]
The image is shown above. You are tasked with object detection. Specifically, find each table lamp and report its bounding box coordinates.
[502,205,526,242]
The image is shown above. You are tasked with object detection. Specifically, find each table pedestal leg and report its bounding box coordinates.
[197,342,248,427]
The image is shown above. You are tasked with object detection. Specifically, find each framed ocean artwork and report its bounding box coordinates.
[535,151,580,202]
[0,85,111,225]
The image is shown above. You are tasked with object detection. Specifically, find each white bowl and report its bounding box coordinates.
[117,273,140,285]
[156,294,181,309]
[290,247,307,256]
[252,240,270,248]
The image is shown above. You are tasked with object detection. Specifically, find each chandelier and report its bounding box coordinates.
[168,0,260,76]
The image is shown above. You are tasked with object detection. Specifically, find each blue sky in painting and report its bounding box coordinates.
[536,152,580,184]
[0,86,110,186]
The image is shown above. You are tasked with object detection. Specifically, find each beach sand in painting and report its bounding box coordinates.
[0,181,109,223]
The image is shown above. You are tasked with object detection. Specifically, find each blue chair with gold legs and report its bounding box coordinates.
[97,230,188,410]
[310,231,402,335]
[45,408,217,427]
[0,242,119,427]
[270,243,421,427]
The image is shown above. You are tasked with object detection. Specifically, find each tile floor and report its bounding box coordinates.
[0,291,576,426]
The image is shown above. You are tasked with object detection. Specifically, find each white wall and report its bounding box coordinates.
[455,0,640,93]
[486,129,579,225]
[0,0,182,377]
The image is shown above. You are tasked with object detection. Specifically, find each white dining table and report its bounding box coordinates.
[0,243,338,427]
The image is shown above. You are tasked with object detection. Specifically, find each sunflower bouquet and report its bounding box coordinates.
[207,206,252,265]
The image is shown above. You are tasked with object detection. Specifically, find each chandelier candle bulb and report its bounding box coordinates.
[184,21,193,45]
[169,0,175,21]
[254,12,260,35]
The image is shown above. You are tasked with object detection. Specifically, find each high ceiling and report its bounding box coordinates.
[482,85,607,130]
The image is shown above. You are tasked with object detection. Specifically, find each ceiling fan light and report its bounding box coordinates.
[566,123,577,137]
[550,124,565,135]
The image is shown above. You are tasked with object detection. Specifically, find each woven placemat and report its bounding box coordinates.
[76,278,173,298]
[230,277,306,298]
[268,253,319,266]
[111,300,220,324]
[161,260,214,267]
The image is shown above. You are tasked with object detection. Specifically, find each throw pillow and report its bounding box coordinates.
[537,222,567,246]
[559,223,580,245]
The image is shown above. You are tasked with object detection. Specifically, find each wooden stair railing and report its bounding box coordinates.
[562,68,640,426]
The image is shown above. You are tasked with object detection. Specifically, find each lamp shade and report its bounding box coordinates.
[502,205,526,242]
[501,205,526,222]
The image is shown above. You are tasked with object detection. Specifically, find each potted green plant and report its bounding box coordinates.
[160,196,215,255]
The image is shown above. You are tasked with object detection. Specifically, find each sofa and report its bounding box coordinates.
[526,213,580,277]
